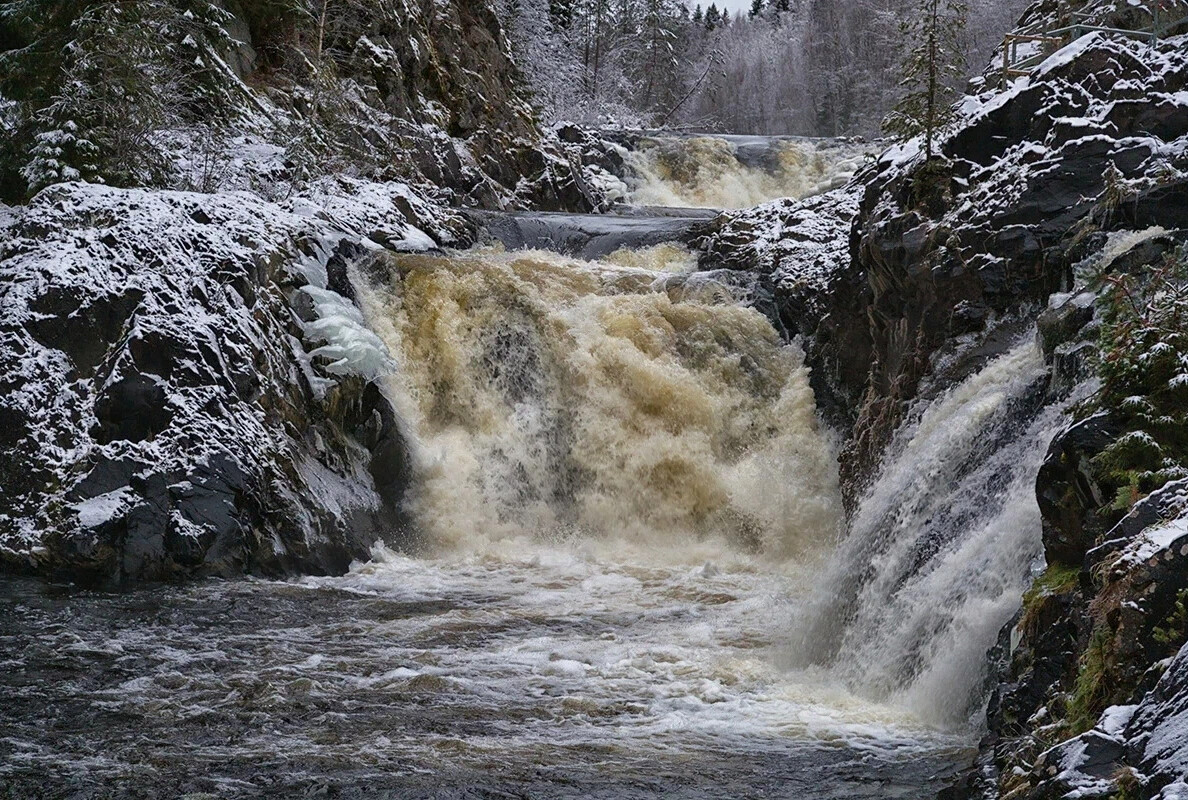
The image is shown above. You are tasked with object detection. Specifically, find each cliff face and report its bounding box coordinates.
[0,0,605,211]
[700,13,1188,797]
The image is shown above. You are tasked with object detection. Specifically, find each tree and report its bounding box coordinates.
[883,0,968,161]
[749,0,764,16]
[692,3,703,23]
[0,0,239,197]
[704,2,719,29]
[549,0,575,26]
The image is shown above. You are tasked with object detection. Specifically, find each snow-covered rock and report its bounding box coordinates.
[696,185,867,429]
[0,179,465,583]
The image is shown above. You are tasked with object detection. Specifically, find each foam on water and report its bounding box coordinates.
[789,337,1080,729]
[356,244,843,565]
[2,239,1053,796]
[625,136,868,209]
[305,541,969,759]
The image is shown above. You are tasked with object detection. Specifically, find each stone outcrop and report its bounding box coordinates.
[696,14,1188,797]
[0,179,466,585]
[700,29,1188,502]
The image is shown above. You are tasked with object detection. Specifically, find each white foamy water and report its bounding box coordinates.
[304,543,970,760]
[0,241,1060,798]
[626,135,870,209]
[791,337,1079,729]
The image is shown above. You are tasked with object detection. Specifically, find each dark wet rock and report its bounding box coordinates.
[473,209,715,260]
[833,32,1188,501]
[1036,411,1122,566]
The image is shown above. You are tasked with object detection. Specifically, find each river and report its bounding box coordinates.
[0,133,1058,799]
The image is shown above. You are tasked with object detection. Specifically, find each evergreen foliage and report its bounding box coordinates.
[1093,247,1188,509]
[499,0,1024,134]
[705,3,720,30]
[0,0,235,197]
[882,0,968,160]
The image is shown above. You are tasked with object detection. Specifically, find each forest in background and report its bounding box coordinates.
[501,0,1031,136]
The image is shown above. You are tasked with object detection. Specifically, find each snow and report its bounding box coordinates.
[1128,641,1188,787]
[1100,704,1139,736]
[1159,780,1188,800]
[72,487,136,528]
[0,178,454,563]
[1119,513,1188,568]
[1033,32,1107,80]
[701,184,861,311]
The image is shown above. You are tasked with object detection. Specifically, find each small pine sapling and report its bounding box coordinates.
[883,0,968,162]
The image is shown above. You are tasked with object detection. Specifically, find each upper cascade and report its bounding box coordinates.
[625,135,871,210]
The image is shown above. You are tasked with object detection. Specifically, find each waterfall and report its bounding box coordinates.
[625,135,869,209]
[352,208,1076,739]
[787,337,1077,729]
[354,243,844,564]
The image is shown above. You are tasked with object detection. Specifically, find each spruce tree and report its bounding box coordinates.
[692,3,703,23]
[883,0,968,161]
[0,0,234,197]
[704,2,719,30]
[549,0,575,28]
[749,0,763,17]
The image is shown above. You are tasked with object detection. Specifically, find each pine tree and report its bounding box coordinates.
[771,0,790,14]
[549,0,575,27]
[748,0,763,16]
[883,0,968,161]
[691,3,703,23]
[704,2,719,30]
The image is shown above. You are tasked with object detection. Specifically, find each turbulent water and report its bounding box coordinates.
[358,243,840,560]
[1,225,1069,797]
[790,338,1075,727]
[626,135,869,209]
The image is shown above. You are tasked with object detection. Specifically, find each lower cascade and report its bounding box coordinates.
[357,244,843,562]
[353,242,1075,733]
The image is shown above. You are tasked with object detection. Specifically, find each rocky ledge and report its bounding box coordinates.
[0,179,468,584]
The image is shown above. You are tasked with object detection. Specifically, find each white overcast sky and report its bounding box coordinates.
[686,0,753,15]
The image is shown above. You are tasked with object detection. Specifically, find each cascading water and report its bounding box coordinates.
[2,165,1077,798]
[626,135,870,209]
[789,337,1079,729]
[355,243,842,562]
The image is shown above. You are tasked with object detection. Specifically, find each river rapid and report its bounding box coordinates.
[1,134,1051,799]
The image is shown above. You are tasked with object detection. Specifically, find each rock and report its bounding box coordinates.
[0,181,451,585]
[696,185,869,432]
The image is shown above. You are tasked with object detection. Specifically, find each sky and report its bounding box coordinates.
[686,0,753,15]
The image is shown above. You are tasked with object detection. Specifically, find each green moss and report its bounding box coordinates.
[1019,563,1081,638]
[1089,247,1188,511]
[1024,563,1081,605]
